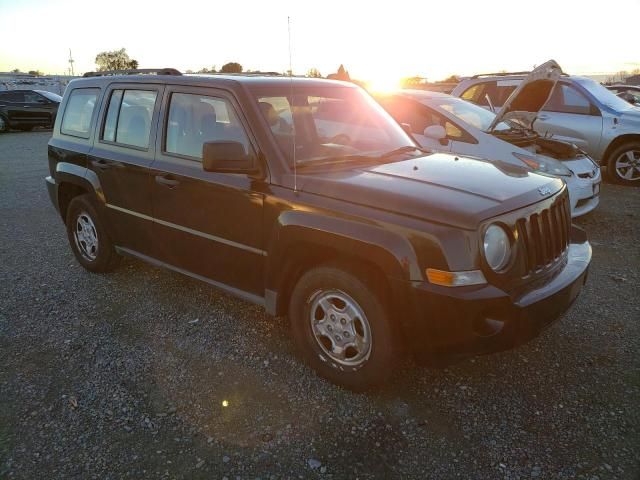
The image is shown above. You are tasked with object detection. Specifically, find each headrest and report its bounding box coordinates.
[258,101,279,127]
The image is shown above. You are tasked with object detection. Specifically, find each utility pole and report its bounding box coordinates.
[68,49,75,76]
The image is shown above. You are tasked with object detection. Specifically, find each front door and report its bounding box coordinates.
[534,82,603,158]
[150,86,265,297]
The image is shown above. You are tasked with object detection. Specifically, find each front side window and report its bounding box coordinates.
[61,88,99,138]
[101,89,157,148]
[544,84,593,115]
[165,92,252,159]
[254,86,414,166]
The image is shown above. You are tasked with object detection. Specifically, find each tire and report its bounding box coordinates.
[66,194,121,273]
[606,141,640,185]
[0,115,8,133]
[289,265,398,391]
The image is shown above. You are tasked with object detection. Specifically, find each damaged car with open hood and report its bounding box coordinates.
[377,60,601,217]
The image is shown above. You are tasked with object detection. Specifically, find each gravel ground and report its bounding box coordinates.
[1,131,639,479]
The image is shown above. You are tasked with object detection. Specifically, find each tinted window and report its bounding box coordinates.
[462,80,517,108]
[382,98,469,142]
[165,92,252,159]
[0,91,24,102]
[544,84,593,115]
[101,89,157,148]
[61,88,99,138]
[23,91,43,103]
[102,89,124,142]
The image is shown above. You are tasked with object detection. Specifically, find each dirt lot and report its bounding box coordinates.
[1,131,639,479]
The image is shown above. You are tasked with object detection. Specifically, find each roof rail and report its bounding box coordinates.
[83,68,182,78]
[470,71,532,79]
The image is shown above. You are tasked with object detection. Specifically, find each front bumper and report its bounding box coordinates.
[397,226,591,360]
[565,161,601,218]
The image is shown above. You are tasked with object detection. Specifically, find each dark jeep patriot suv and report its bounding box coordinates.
[46,69,591,390]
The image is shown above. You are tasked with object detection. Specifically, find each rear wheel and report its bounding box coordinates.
[289,265,397,391]
[66,194,120,273]
[607,141,640,185]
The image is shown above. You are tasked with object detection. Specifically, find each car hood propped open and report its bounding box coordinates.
[486,60,563,132]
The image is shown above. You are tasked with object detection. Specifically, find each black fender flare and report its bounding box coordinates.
[55,162,105,204]
[264,210,422,315]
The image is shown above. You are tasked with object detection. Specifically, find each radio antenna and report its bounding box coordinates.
[288,16,297,192]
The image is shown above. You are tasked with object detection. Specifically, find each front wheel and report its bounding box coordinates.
[607,141,640,185]
[289,266,397,391]
[66,194,121,273]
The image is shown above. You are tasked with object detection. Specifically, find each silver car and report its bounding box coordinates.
[452,72,640,185]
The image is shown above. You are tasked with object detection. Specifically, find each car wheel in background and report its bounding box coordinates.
[66,194,121,273]
[607,141,640,185]
[0,115,8,133]
[289,265,398,391]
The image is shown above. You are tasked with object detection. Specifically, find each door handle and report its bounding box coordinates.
[155,174,180,188]
[91,159,111,170]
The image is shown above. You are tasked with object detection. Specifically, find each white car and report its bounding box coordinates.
[376,61,601,217]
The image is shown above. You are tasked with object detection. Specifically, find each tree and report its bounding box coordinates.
[307,68,322,78]
[95,48,139,71]
[440,74,460,83]
[28,70,44,77]
[196,66,217,74]
[11,68,20,73]
[327,64,351,81]
[220,62,242,73]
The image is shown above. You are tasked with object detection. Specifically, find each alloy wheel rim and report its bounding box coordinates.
[615,150,640,181]
[308,289,372,367]
[74,211,99,261]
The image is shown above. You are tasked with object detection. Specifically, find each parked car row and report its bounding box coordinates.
[375,61,602,217]
[449,66,640,185]
[45,68,591,390]
[0,89,61,133]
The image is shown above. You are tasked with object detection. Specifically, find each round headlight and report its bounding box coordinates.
[483,224,511,271]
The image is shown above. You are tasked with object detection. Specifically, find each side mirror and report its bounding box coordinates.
[423,125,447,145]
[202,141,258,174]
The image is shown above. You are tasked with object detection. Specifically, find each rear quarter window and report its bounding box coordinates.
[61,88,100,138]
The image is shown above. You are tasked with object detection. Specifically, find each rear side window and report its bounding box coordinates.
[0,91,25,102]
[101,89,157,148]
[165,92,252,159]
[61,88,99,138]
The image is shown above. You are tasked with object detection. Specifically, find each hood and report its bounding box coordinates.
[487,60,563,132]
[297,153,564,230]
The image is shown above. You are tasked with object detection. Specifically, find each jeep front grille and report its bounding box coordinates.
[515,193,571,275]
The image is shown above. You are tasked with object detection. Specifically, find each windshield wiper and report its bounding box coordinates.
[295,146,428,170]
[377,145,430,159]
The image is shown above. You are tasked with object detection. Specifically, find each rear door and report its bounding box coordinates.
[22,91,55,124]
[149,85,265,296]
[1,91,27,122]
[88,83,164,256]
[534,82,603,157]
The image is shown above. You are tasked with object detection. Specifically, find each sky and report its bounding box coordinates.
[1,0,639,85]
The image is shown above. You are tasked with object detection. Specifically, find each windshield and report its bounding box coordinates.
[576,78,634,111]
[432,97,511,132]
[252,85,416,166]
[34,90,62,102]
